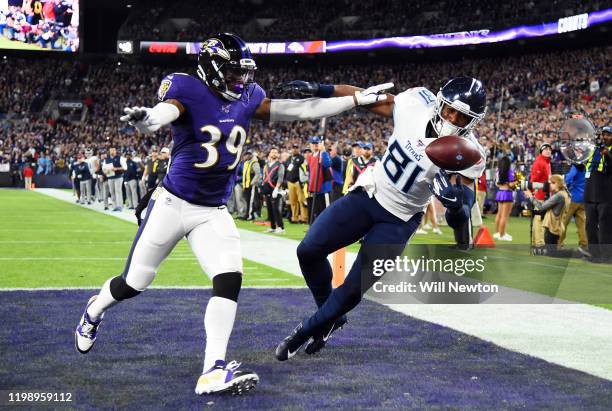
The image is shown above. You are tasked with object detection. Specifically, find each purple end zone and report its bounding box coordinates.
[1,289,611,409]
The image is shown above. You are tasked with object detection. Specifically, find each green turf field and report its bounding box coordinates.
[0,190,304,288]
[1,189,610,308]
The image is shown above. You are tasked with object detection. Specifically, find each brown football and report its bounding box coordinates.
[425,135,481,171]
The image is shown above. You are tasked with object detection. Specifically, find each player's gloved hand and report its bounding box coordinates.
[428,170,463,210]
[354,83,393,106]
[120,106,161,134]
[275,80,321,97]
[272,187,279,199]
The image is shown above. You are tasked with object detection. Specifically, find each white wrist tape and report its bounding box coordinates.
[144,102,181,131]
[269,96,355,122]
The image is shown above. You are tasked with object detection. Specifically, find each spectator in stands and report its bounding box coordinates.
[494,155,516,241]
[583,126,612,263]
[262,147,285,234]
[560,162,587,253]
[307,136,332,224]
[36,152,52,175]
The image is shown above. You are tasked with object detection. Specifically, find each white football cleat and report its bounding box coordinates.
[75,295,104,354]
[195,360,259,395]
[432,228,443,235]
[493,232,501,240]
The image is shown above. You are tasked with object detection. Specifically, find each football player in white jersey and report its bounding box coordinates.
[275,77,487,360]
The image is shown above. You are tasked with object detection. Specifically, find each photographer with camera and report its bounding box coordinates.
[583,126,612,263]
[524,175,572,256]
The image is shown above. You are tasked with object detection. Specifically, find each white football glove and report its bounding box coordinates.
[272,187,279,199]
[354,83,394,106]
[120,106,161,134]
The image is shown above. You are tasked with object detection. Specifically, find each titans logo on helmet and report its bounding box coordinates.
[202,39,231,61]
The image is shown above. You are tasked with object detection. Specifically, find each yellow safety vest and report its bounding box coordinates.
[585,145,611,174]
[242,159,256,188]
[342,158,354,194]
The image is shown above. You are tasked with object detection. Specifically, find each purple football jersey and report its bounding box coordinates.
[158,73,265,206]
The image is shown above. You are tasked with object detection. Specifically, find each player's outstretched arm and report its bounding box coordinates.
[332,85,395,118]
[120,99,185,134]
[254,82,393,121]
[274,81,395,118]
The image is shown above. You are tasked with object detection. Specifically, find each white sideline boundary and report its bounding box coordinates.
[19,189,612,381]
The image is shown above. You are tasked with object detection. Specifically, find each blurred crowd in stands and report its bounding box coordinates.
[1,45,608,182]
[117,0,606,42]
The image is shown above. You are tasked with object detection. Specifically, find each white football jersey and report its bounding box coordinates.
[355,87,486,221]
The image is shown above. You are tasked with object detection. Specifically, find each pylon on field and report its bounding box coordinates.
[332,247,346,287]
[474,226,495,248]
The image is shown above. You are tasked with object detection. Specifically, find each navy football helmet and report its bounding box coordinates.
[197,33,257,101]
[431,77,487,137]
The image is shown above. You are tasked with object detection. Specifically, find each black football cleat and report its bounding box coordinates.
[275,322,310,361]
[304,315,347,355]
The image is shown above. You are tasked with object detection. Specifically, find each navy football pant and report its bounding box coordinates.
[297,189,423,336]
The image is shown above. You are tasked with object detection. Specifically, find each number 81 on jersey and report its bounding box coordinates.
[383,140,425,194]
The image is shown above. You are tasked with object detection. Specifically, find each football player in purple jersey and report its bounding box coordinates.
[74,33,391,395]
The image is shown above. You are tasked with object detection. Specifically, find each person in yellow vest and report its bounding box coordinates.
[583,125,612,262]
[242,151,261,220]
[342,141,364,194]
[300,148,311,222]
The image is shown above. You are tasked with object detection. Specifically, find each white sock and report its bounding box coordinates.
[203,296,237,372]
[87,277,119,322]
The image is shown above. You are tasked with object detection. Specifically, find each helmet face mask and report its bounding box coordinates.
[197,34,257,101]
[431,77,487,137]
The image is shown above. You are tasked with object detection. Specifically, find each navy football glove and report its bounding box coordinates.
[275,80,334,98]
[428,170,464,210]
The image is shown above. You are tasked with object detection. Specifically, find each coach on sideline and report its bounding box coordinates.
[105,147,127,212]
[583,126,612,263]
[124,151,140,210]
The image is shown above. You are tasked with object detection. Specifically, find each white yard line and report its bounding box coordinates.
[29,188,612,381]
